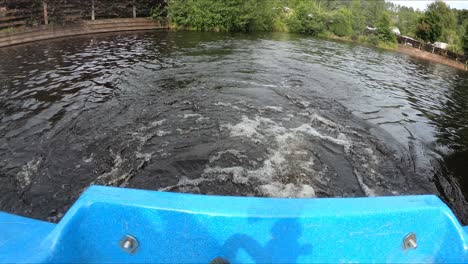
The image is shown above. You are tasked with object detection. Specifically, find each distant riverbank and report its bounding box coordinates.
[397,45,468,71]
[322,33,467,71]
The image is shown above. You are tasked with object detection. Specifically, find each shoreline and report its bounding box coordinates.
[397,45,468,72]
[0,18,168,48]
[324,34,468,72]
[1,23,467,72]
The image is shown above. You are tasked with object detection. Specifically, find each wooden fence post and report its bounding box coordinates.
[43,1,48,25]
[133,0,136,18]
[91,0,95,20]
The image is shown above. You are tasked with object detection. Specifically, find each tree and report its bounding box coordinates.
[376,12,396,43]
[416,17,441,43]
[416,0,456,43]
[349,0,365,34]
[319,0,347,11]
[286,1,325,35]
[330,8,353,37]
[362,0,386,27]
[395,6,420,37]
[463,24,468,55]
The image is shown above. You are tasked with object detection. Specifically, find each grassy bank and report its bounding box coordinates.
[163,0,398,50]
[319,32,398,51]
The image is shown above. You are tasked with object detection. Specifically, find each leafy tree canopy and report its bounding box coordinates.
[463,24,468,55]
[416,0,457,43]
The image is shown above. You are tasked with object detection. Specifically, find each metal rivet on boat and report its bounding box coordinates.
[403,233,417,250]
[119,235,139,254]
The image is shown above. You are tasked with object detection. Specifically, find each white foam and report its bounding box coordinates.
[137,119,166,132]
[259,182,316,198]
[151,119,166,127]
[203,115,355,198]
[130,119,171,143]
[183,114,201,119]
[165,110,383,198]
[262,106,283,113]
[159,176,218,192]
[156,130,172,137]
[129,132,153,144]
[94,154,123,183]
[16,158,41,189]
[292,124,352,153]
[353,169,376,197]
[222,115,264,141]
[203,166,248,184]
[236,80,277,88]
[196,116,210,123]
[176,127,199,135]
[202,118,327,198]
[209,150,248,163]
[214,102,231,107]
[83,154,94,163]
[92,153,134,187]
[310,113,338,128]
[214,102,243,111]
[136,152,152,162]
[300,101,311,108]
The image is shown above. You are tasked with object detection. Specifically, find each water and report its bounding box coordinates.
[0,31,467,223]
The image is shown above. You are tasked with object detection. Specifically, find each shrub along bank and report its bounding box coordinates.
[164,0,401,50]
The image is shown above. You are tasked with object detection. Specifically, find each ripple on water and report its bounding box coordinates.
[0,31,466,223]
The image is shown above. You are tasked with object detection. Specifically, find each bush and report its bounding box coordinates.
[376,12,396,43]
[168,0,279,32]
[330,8,353,37]
[367,35,380,46]
[286,2,325,36]
[464,24,468,55]
[150,4,166,21]
[246,0,281,32]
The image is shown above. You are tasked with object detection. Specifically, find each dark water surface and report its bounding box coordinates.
[0,31,467,223]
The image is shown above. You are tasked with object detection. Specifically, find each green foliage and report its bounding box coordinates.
[464,24,468,55]
[245,0,281,31]
[416,17,440,43]
[167,0,389,38]
[376,12,396,43]
[357,35,397,50]
[166,0,465,52]
[168,0,284,32]
[330,8,353,37]
[394,6,421,38]
[445,29,461,52]
[349,0,365,34]
[150,4,166,21]
[362,0,385,27]
[416,0,456,43]
[367,35,380,46]
[169,0,247,32]
[286,2,325,35]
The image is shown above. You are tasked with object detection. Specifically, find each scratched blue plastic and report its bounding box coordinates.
[0,185,467,263]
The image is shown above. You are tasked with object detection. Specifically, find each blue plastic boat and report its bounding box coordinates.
[1,185,468,263]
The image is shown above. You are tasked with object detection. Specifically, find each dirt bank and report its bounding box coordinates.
[398,45,468,71]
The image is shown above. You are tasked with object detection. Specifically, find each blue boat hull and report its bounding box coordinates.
[1,186,467,263]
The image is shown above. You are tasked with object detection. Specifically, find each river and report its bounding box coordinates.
[0,31,467,223]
